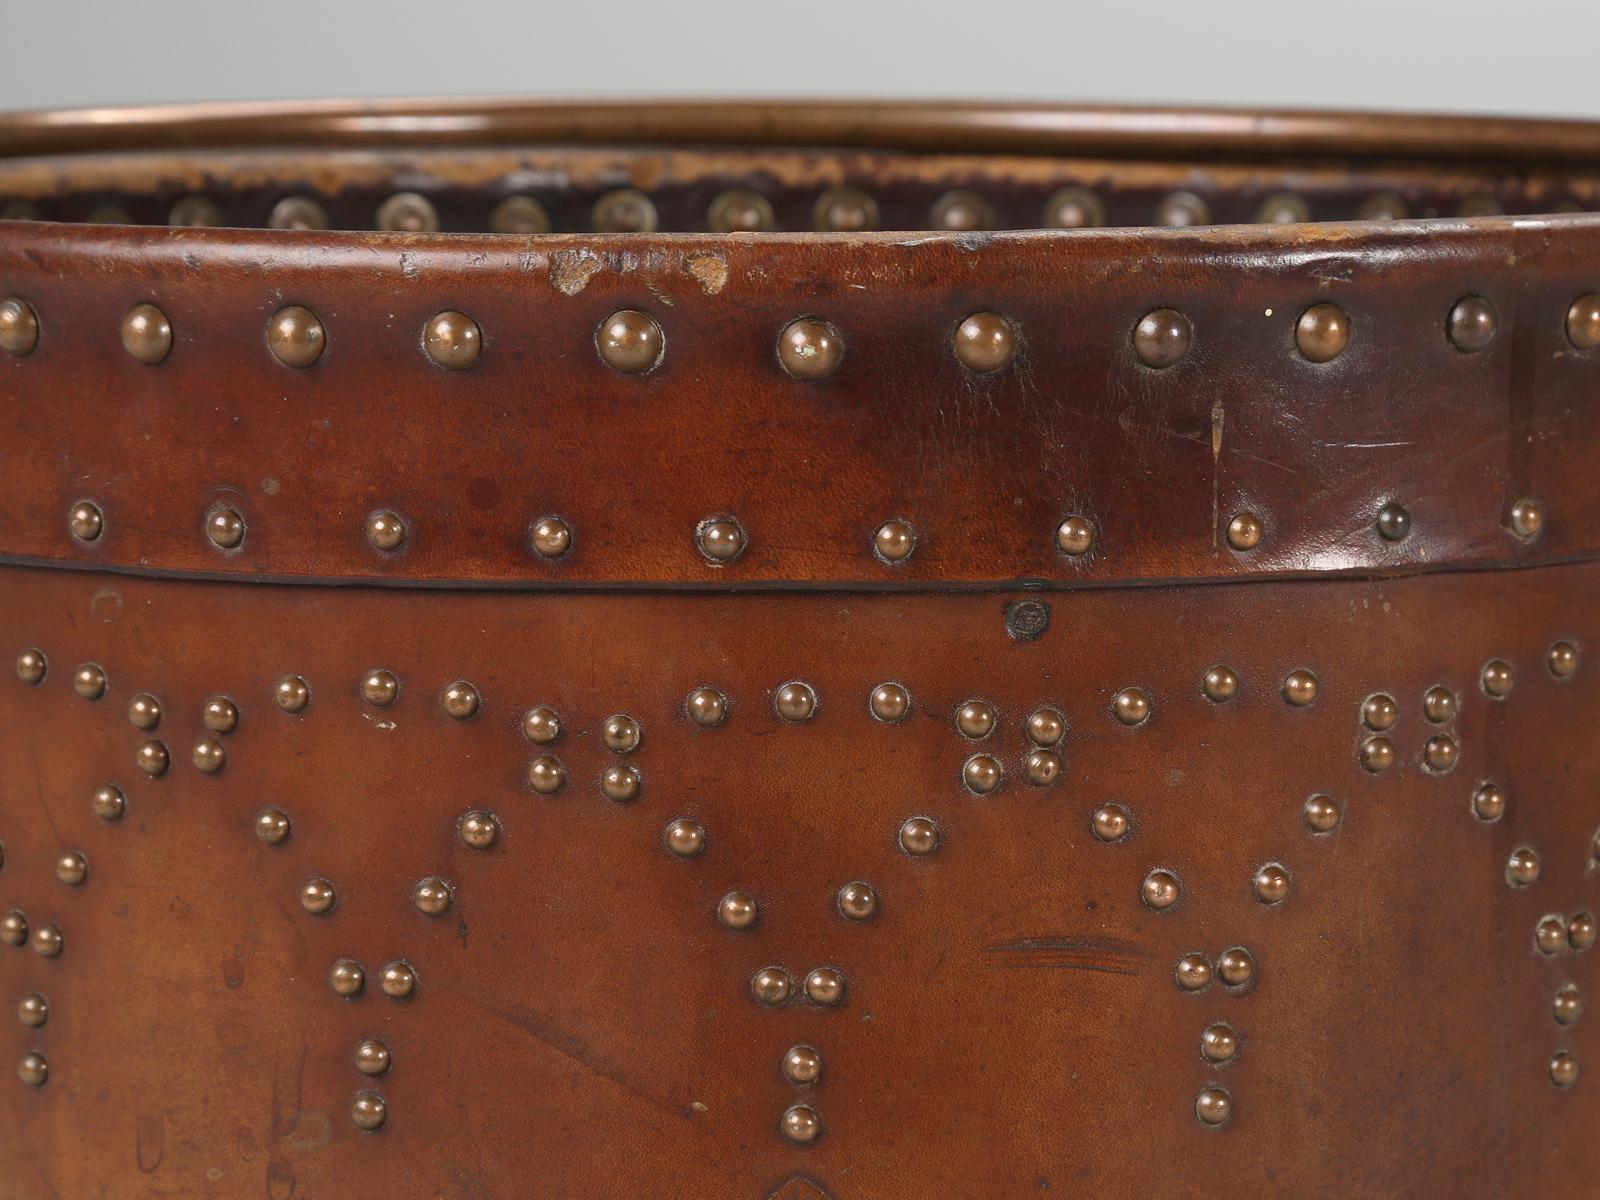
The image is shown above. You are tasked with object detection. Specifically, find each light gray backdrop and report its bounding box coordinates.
[0,0,1595,117]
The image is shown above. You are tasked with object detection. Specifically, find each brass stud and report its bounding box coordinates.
[1201,1023,1239,1064]
[1423,686,1458,723]
[1023,749,1062,787]
[489,195,550,234]
[1360,736,1396,772]
[775,317,846,383]
[952,311,1016,373]
[1472,783,1506,822]
[1549,641,1579,679]
[1217,947,1256,988]
[1537,916,1568,956]
[91,784,125,821]
[203,695,239,733]
[274,675,310,713]
[1113,687,1151,726]
[930,188,995,231]
[1226,512,1263,551]
[121,302,172,364]
[804,967,844,1005]
[1174,952,1213,991]
[1091,804,1130,842]
[1509,498,1543,541]
[774,681,818,723]
[527,755,566,794]
[1203,666,1239,703]
[0,297,40,356]
[15,648,46,685]
[0,910,26,946]
[55,851,87,887]
[750,966,791,1005]
[192,737,226,774]
[781,1105,822,1146]
[696,516,746,563]
[602,714,641,753]
[1303,794,1341,834]
[204,506,245,550]
[458,810,500,849]
[1554,984,1583,1026]
[1566,294,1600,350]
[1481,660,1514,698]
[128,692,161,729]
[301,878,336,915]
[1376,502,1411,542]
[366,511,407,553]
[813,187,878,232]
[873,519,916,565]
[1423,735,1459,773]
[1257,192,1309,223]
[592,188,658,233]
[664,818,706,858]
[354,1039,391,1077]
[1253,863,1291,905]
[955,699,996,739]
[68,501,104,543]
[255,807,291,845]
[18,994,47,1029]
[522,706,562,743]
[268,195,330,230]
[1296,302,1350,363]
[1195,1086,1233,1127]
[17,1053,48,1088]
[361,670,399,707]
[869,683,911,723]
[783,1044,823,1085]
[1506,847,1541,887]
[412,877,452,917]
[1570,912,1597,952]
[422,310,482,370]
[1132,307,1193,369]
[1027,707,1066,746]
[596,309,664,374]
[1446,295,1499,353]
[440,681,480,721]
[1056,516,1096,556]
[601,764,641,803]
[1042,186,1105,228]
[380,961,416,999]
[1142,869,1180,911]
[686,688,727,728]
[266,305,325,368]
[837,881,878,921]
[31,924,62,958]
[708,187,775,232]
[528,516,572,560]
[376,191,438,232]
[963,754,1003,795]
[73,662,106,699]
[351,1092,388,1131]
[1550,1051,1579,1089]
[1154,191,1210,227]
[1360,191,1409,220]
[136,740,169,777]
[1362,693,1397,730]
[899,816,940,856]
[719,892,759,931]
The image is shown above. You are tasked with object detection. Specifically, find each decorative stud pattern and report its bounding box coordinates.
[719,892,759,931]
[274,674,310,713]
[1132,308,1193,369]
[1423,686,1458,722]
[930,189,996,231]
[380,960,417,999]
[91,784,125,821]
[686,688,727,728]
[1362,693,1397,730]
[192,737,225,773]
[1216,947,1256,989]
[596,309,664,374]
[0,910,26,947]
[783,1045,823,1085]
[814,187,878,232]
[1550,1051,1579,1089]
[1092,804,1130,842]
[136,740,169,776]
[1447,295,1499,353]
[255,808,291,845]
[777,318,844,381]
[873,519,916,565]
[1203,666,1239,703]
[1200,1023,1239,1064]
[1195,1086,1232,1127]
[301,878,336,915]
[202,695,239,732]
[963,754,1003,794]
[836,881,878,921]
[1423,735,1459,773]
[774,681,818,723]
[1055,516,1096,556]
[351,1092,388,1131]
[488,195,549,234]
[1042,186,1105,228]
[899,816,939,855]
[354,1039,391,1077]
[329,959,365,997]
[1549,641,1579,678]
[17,1052,48,1088]
[266,305,325,368]
[1226,512,1262,551]
[15,648,45,685]
[0,297,40,356]
[1567,293,1600,350]
[600,763,641,802]
[457,810,500,849]
[422,310,482,369]
[1472,782,1506,822]
[1296,302,1350,362]
[1481,660,1514,698]
[441,680,480,720]
[592,188,658,233]
[522,705,561,743]
[73,662,106,698]
[1252,863,1290,905]
[1113,687,1151,726]
[602,713,642,753]
[664,818,706,858]
[1142,869,1180,911]
[1360,735,1396,772]
[781,1104,822,1146]
[1376,502,1411,541]
[528,516,572,560]
[68,501,104,543]
[1303,794,1340,833]
[527,756,566,794]
[17,993,48,1029]
[1506,847,1541,887]
[376,191,439,233]
[1509,498,1544,542]
[31,924,63,958]
[696,516,746,563]
[803,967,844,1005]
[1282,669,1318,706]
[412,877,452,916]
[267,195,330,230]
[121,302,172,364]
[366,511,407,553]
[55,851,87,887]
[750,966,792,1005]
[952,312,1016,373]
[869,683,911,723]
[1175,953,1213,991]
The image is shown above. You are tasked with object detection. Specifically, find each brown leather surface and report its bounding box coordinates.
[0,562,1596,1198]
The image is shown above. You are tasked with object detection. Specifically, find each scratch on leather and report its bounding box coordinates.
[981,936,1146,976]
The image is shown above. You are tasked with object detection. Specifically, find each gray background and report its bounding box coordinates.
[0,0,1595,117]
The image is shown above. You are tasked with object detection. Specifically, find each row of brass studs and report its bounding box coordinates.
[4,185,1551,237]
[8,293,1600,374]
